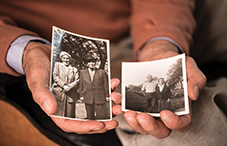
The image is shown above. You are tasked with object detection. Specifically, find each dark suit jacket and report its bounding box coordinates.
[156,84,171,100]
[79,69,109,104]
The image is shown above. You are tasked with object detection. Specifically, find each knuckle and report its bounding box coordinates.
[144,122,156,132]
[76,131,87,134]
[179,123,191,133]
[187,56,196,64]
[140,132,149,135]
[61,128,72,133]
[177,117,191,132]
[31,84,42,101]
[156,131,171,139]
[147,126,171,139]
[201,73,207,86]
[29,81,39,92]
[134,126,142,132]
[93,129,108,134]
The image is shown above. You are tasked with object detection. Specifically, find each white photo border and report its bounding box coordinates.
[121,54,189,117]
[49,26,112,121]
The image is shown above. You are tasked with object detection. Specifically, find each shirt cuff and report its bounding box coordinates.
[137,36,184,60]
[146,36,184,53]
[6,35,51,74]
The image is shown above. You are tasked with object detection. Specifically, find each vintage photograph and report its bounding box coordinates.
[50,26,111,121]
[122,54,189,117]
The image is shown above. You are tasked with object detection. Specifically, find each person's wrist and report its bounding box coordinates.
[22,42,50,74]
[22,42,38,74]
[139,40,179,61]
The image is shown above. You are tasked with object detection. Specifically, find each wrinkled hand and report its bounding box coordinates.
[124,40,207,138]
[23,42,122,134]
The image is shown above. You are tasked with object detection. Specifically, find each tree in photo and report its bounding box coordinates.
[166,58,183,90]
[53,29,108,70]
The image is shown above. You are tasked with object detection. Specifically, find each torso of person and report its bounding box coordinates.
[142,82,156,93]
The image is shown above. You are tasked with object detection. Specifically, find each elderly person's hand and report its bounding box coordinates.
[23,41,123,134]
[124,40,207,138]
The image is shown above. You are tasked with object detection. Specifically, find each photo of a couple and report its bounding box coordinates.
[141,75,172,113]
[50,27,111,121]
[122,54,189,117]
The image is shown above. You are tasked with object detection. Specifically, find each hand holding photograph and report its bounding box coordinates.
[121,54,189,117]
[50,26,111,121]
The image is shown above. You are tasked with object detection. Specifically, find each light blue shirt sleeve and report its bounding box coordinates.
[6,35,51,74]
[146,36,184,53]
[137,36,184,60]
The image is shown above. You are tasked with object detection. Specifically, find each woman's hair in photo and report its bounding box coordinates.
[59,51,71,60]
[158,77,165,82]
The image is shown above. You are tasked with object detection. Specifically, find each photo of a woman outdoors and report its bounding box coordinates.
[51,51,79,118]
[156,78,171,112]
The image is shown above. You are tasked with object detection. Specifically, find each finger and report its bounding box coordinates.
[137,113,171,138]
[30,80,57,115]
[90,120,119,134]
[110,92,123,116]
[124,111,148,135]
[51,117,105,134]
[160,110,191,132]
[186,57,207,100]
[102,120,119,131]
[52,117,118,134]
[110,92,122,105]
[23,44,57,115]
[112,105,122,116]
[111,78,120,91]
[33,86,57,115]
[26,65,57,115]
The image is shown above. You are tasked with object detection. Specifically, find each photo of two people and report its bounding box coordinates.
[50,27,111,121]
[122,54,189,117]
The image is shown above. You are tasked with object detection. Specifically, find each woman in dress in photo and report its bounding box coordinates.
[156,78,172,112]
[52,51,79,118]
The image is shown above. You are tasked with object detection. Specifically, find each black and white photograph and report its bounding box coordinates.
[50,26,111,121]
[122,54,189,117]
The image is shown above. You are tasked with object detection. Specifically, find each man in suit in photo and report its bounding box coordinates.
[79,55,109,120]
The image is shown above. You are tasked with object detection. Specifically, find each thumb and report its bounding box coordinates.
[186,57,207,101]
[33,86,57,115]
[23,43,57,115]
[26,69,57,115]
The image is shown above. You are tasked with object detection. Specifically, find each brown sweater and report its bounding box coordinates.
[0,0,196,76]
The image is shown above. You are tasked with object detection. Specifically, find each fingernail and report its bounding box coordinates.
[138,118,149,126]
[194,85,199,99]
[161,113,171,123]
[43,99,52,114]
